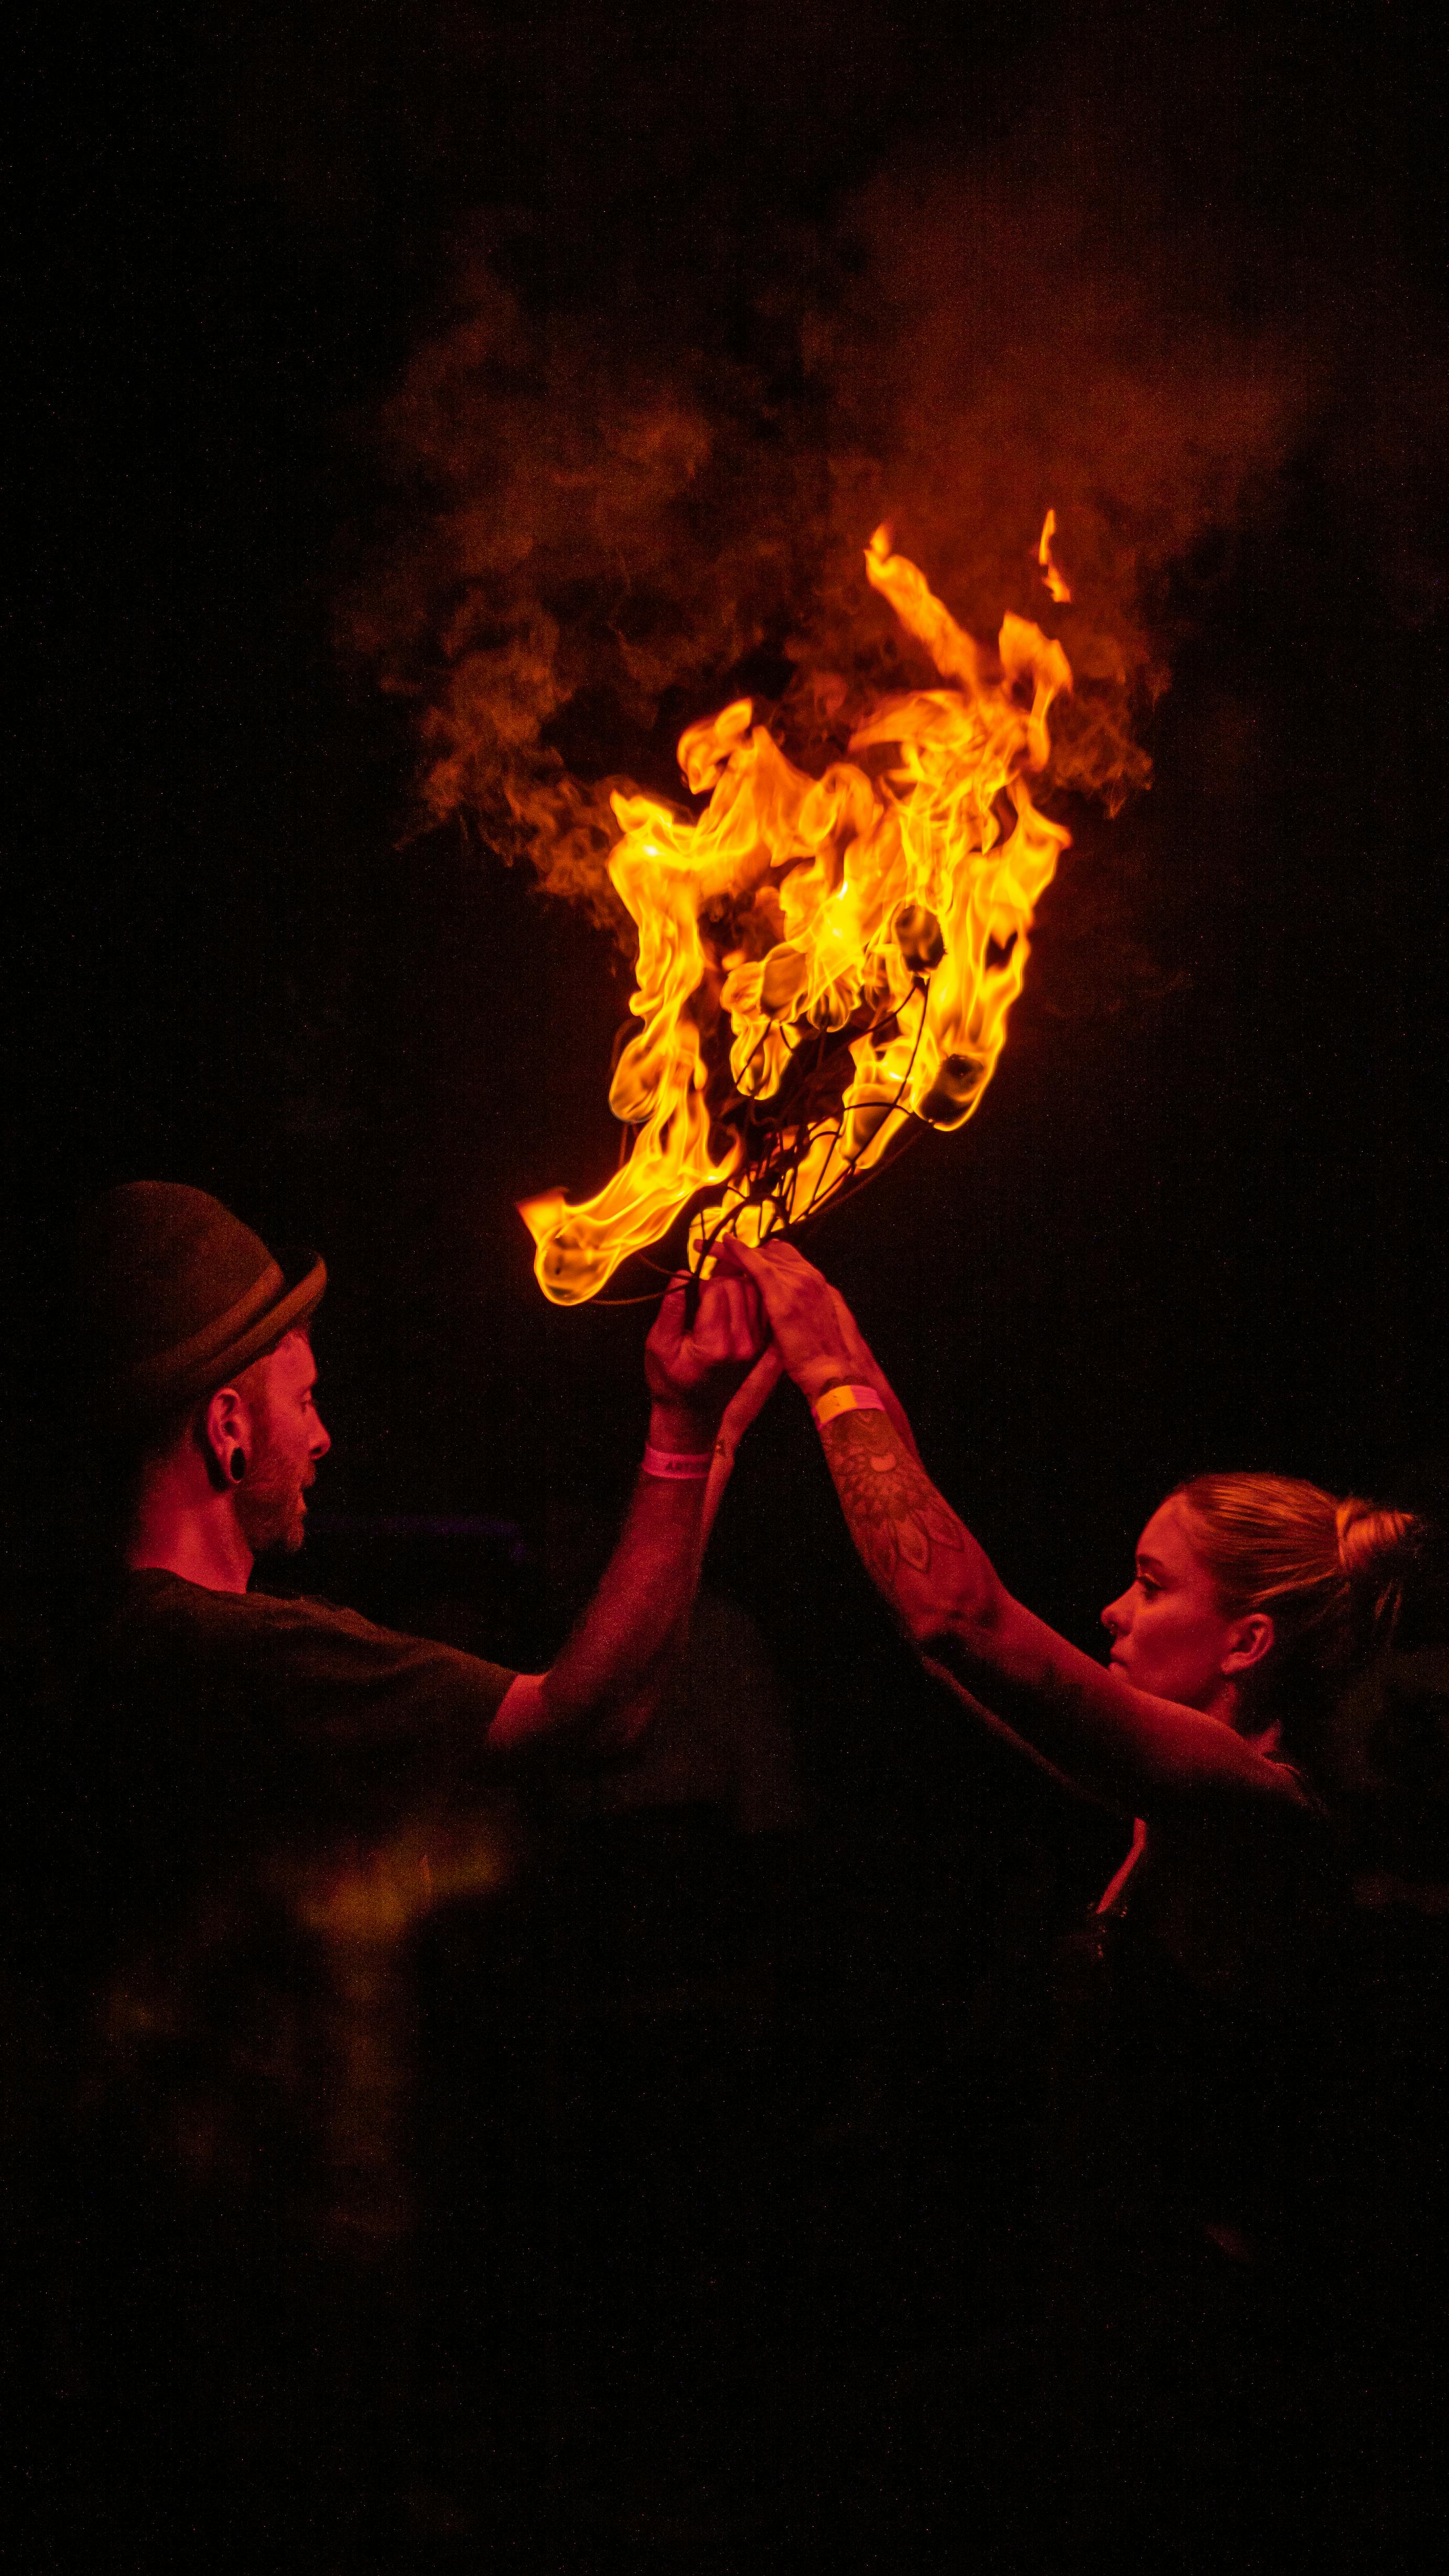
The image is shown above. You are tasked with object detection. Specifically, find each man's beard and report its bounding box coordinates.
[237,1450,310,1556]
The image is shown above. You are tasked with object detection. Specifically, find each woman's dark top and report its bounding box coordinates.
[1064,1794,1345,2244]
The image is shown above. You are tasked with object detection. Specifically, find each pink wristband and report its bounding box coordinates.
[642,1444,714,1480]
[813,1383,887,1428]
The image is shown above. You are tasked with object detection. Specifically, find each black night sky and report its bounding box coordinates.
[8,8,1449,2554]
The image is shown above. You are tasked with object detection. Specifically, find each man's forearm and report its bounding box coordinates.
[489,1267,767,1757]
[535,1407,718,1750]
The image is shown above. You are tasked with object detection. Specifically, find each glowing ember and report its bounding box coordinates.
[520,526,1074,1306]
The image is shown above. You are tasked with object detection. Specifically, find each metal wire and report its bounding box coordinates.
[582,969,933,1304]
[680,973,931,1276]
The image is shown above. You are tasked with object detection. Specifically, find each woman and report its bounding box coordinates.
[724,1236,1421,2563]
[724,1238,1414,1830]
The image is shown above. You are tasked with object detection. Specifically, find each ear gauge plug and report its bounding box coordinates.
[228,1448,247,1484]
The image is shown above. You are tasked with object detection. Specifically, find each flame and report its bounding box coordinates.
[520,527,1074,1305]
[1037,507,1072,604]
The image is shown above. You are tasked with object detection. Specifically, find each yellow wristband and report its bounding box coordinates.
[813,1383,887,1428]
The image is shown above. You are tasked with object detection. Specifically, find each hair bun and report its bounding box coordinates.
[1335,1496,1421,1592]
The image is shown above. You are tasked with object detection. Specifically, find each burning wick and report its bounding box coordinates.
[520,526,1074,1307]
[1037,508,1072,604]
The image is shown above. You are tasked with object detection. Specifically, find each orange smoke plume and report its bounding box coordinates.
[520,527,1074,1305]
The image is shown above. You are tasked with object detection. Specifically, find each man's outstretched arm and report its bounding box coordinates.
[487,1275,775,1755]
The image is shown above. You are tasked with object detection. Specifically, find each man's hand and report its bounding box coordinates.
[715,1239,880,1405]
[644,1271,769,1450]
[713,1342,786,1470]
[499,1274,771,1760]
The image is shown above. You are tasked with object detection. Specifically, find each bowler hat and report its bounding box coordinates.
[78,1182,327,1425]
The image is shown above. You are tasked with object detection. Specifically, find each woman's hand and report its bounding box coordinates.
[715,1239,880,1405]
[644,1271,767,1449]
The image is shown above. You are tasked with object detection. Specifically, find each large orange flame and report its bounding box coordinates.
[520,527,1073,1305]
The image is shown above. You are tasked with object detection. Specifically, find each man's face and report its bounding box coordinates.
[235,1332,330,1556]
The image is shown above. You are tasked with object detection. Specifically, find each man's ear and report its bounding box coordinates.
[1222,1610,1275,1677]
[201,1384,246,1489]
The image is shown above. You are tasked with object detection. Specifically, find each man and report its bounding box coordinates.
[86,1181,771,1755]
[41,1181,773,2565]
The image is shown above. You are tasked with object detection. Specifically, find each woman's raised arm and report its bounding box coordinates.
[722,1240,1314,1825]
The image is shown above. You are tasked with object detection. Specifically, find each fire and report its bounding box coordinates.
[1037,507,1072,603]
[520,526,1074,1306]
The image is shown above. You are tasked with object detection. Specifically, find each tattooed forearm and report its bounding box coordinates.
[818,1406,967,1606]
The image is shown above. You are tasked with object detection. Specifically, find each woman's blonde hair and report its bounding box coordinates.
[1175,1471,1422,1757]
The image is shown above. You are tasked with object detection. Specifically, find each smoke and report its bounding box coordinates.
[338,12,1430,943]
[344,261,831,932]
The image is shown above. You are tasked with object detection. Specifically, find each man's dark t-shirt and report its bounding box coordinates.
[60,1570,519,2249]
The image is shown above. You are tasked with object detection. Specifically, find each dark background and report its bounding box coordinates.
[8,4,1449,2564]
[11,0,1448,1589]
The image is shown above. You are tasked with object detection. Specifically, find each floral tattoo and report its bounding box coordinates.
[818,1405,967,1594]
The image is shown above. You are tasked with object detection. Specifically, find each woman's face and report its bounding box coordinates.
[1101,1494,1256,1716]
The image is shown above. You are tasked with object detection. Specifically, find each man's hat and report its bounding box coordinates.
[78,1182,327,1425]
